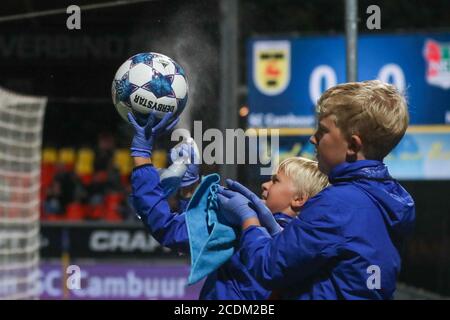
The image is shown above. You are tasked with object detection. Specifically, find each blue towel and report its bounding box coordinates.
[185,173,237,285]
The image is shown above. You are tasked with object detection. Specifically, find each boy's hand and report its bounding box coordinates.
[159,164,187,197]
[225,179,282,236]
[216,186,258,227]
[127,112,179,158]
[170,138,200,187]
[159,139,200,197]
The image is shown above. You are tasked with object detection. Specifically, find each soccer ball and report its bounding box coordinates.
[112,52,188,123]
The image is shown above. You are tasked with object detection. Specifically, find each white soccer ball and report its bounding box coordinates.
[112,52,188,123]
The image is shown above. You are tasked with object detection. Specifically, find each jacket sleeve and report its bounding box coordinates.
[239,193,345,290]
[131,164,190,253]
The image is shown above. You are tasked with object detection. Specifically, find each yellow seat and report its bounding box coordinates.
[152,149,167,169]
[114,149,133,176]
[75,148,95,176]
[42,148,57,164]
[58,148,76,167]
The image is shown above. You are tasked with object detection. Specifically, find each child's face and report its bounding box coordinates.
[261,170,299,214]
[309,115,349,175]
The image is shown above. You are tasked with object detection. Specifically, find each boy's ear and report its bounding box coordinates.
[346,134,363,160]
[291,194,308,211]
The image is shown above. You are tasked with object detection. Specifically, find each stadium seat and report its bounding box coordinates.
[58,148,76,172]
[113,149,133,185]
[65,202,86,221]
[41,148,57,190]
[88,203,105,220]
[104,192,124,221]
[152,149,168,169]
[75,148,94,185]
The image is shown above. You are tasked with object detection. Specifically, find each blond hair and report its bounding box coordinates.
[277,157,329,199]
[316,80,409,159]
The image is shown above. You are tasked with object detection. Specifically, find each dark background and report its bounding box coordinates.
[2,0,450,147]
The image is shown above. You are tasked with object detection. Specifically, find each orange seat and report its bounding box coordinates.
[45,214,62,221]
[41,163,56,189]
[120,175,130,186]
[79,173,93,185]
[104,193,124,221]
[65,202,86,221]
[88,203,105,220]
[92,171,108,184]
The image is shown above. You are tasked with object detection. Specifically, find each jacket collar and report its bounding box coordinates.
[273,212,296,222]
[328,160,392,183]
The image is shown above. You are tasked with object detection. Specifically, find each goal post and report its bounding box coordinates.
[0,87,47,299]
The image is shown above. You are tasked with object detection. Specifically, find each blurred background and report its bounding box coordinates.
[0,0,449,299]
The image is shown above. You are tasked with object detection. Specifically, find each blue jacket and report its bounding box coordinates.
[199,212,294,300]
[238,160,415,300]
[131,164,295,300]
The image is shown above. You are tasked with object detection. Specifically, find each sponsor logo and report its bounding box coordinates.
[133,94,175,113]
[89,230,168,253]
[253,40,291,95]
[423,39,450,89]
[39,268,190,299]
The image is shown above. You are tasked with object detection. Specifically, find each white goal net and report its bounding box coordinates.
[0,87,47,299]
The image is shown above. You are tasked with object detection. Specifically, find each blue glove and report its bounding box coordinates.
[225,179,282,236]
[216,186,257,227]
[159,165,187,197]
[127,112,179,158]
[170,138,200,187]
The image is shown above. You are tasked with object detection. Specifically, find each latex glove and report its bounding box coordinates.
[159,165,187,198]
[225,179,282,236]
[127,112,179,158]
[170,137,200,187]
[159,138,200,197]
[216,186,257,227]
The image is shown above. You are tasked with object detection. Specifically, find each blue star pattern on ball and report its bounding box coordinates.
[130,53,155,68]
[114,72,139,106]
[142,72,175,98]
[174,63,186,77]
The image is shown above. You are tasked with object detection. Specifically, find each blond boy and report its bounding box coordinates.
[219,80,416,300]
[262,157,329,219]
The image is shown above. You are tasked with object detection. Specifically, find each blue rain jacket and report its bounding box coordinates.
[199,212,294,300]
[130,164,294,299]
[238,160,415,300]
